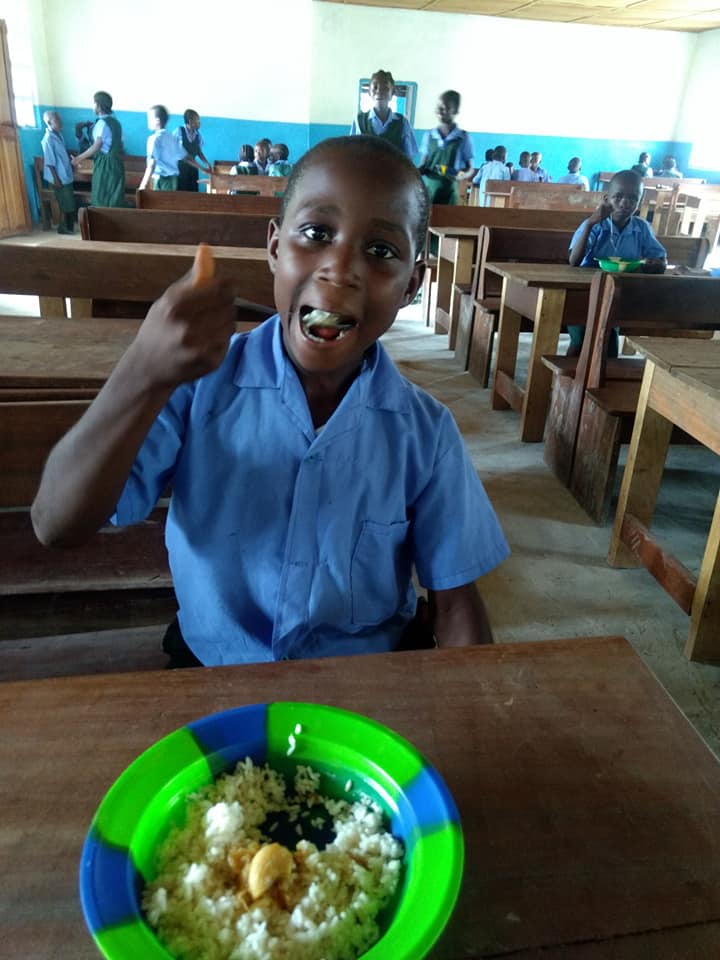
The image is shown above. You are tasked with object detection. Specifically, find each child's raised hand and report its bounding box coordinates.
[130,244,236,388]
[588,197,612,225]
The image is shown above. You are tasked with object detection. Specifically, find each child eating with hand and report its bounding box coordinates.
[31,136,509,667]
[567,169,667,357]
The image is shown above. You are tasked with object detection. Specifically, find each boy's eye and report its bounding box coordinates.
[367,241,397,260]
[300,224,332,243]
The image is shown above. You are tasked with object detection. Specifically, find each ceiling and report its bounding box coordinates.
[318,0,720,31]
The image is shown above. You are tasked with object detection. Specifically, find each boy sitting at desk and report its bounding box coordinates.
[32,136,509,668]
[566,169,667,357]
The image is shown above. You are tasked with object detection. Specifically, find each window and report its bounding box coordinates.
[357,79,417,127]
[3,3,38,127]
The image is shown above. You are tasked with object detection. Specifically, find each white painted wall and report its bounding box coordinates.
[32,0,313,122]
[676,28,719,168]
[310,2,696,140]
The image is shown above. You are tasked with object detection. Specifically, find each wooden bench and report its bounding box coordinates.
[79,206,272,248]
[0,398,175,641]
[545,272,720,523]
[507,184,596,210]
[0,240,275,320]
[542,235,711,490]
[454,226,578,385]
[421,206,589,327]
[209,172,288,198]
[33,156,63,230]
[137,189,281,216]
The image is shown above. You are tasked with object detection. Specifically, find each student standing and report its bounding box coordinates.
[350,69,417,160]
[71,90,125,207]
[473,145,510,204]
[631,151,653,177]
[659,155,683,178]
[418,90,474,205]
[510,151,534,182]
[529,151,551,182]
[139,105,202,191]
[31,135,509,667]
[41,110,76,235]
[174,109,212,192]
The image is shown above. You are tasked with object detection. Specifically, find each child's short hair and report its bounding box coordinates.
[43,109,59,127]
[280,136,429,256]
[183,108,199,124]
[568,156,581,172]
[370,69,394,91]
[519,150,530,165]
[441,90,461,112]
[493,145,507,161]
[662,155,677,169]
[272,143,289,161]
[609,169,642,194]
[484,148,494,162]
[94,91,113,113]
[150,104,169,128]
[638,151,650,163]
[239,144,254,163]
[259,138,272,150]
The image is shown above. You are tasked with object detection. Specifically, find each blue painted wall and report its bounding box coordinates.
[22,108,715,225]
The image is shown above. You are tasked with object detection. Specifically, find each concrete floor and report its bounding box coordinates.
[2,229,719,760]
[385,307,720,761]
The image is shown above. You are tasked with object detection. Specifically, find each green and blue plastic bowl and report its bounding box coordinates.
[79,702,464,960]
[598,257,644,273]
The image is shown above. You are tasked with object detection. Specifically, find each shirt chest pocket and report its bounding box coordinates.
[350,519,411,626]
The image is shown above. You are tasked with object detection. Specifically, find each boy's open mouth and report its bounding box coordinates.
[299,307,357,343]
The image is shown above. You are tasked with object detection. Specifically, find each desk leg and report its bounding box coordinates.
[491,279,521,411]
[687,489,720,662]
[434,251,453,335]
[39,297,67,319]
[520,288,565,443]
[608,364,672,568]
[448,238,475,351]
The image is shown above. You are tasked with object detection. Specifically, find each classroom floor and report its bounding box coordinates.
[2,229,720,761]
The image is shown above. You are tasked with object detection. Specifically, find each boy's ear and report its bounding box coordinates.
[402,260,426,307]
[267,218,281,274]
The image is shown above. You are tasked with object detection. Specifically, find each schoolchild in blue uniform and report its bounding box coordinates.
[567,169,667,356]
[254,140,271,175]
[350,69,418,160]
[31,136,509,668]
[418,90,474,205]
[139,105,204,191]
[556,157,589,190]
[529,151,551,182]
[473,145,510,205]
[510,151,534,182]
[71,90,125,207]
[174,109,212,192]
[41,110,76,235]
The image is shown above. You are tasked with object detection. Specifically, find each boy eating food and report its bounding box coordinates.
[31,136,509,666]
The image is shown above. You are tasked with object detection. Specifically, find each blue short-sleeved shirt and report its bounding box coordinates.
[419,127,474,177]
[41,129,74,185]
[349,111,418,160]
[92,115,115,154]
[510,167,535,183]
[570,216,667,267]
[147,129,185,177]
[112,317,509,665]
[557,172,589,190]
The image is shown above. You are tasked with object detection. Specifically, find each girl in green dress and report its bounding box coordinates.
[71,91,126,207]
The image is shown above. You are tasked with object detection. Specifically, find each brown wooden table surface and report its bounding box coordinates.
[2,636,720,958]
[488,262,596,442]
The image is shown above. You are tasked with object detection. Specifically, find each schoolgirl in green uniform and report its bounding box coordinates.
[418,90,474,205]
[72,91,126,207]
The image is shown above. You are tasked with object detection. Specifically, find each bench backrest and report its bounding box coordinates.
[136,190,282,216]
[476,226,575,299]
[660,235,709,268]
[74,155,146,190]
[209,173,288,197]
[589,274,720,389]
[508,185,599,211]
[0,400,91,507]
[79,207,272,248]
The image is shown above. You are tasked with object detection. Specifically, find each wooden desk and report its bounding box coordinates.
[608,338,720,662]
[489,263,596,441]
[428,226,481,342]
[2,637,720,958]
[0,240,274,318]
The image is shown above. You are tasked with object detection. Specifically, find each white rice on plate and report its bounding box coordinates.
[142,758,404,960]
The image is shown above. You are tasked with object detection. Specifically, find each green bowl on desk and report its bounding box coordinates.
[79,702,464,960]
[598,257,644,273]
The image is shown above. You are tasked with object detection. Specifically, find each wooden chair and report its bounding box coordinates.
[546,273,720,522]
[542,237,711,491]
[0,399,175,640]
[456,226,576,386]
